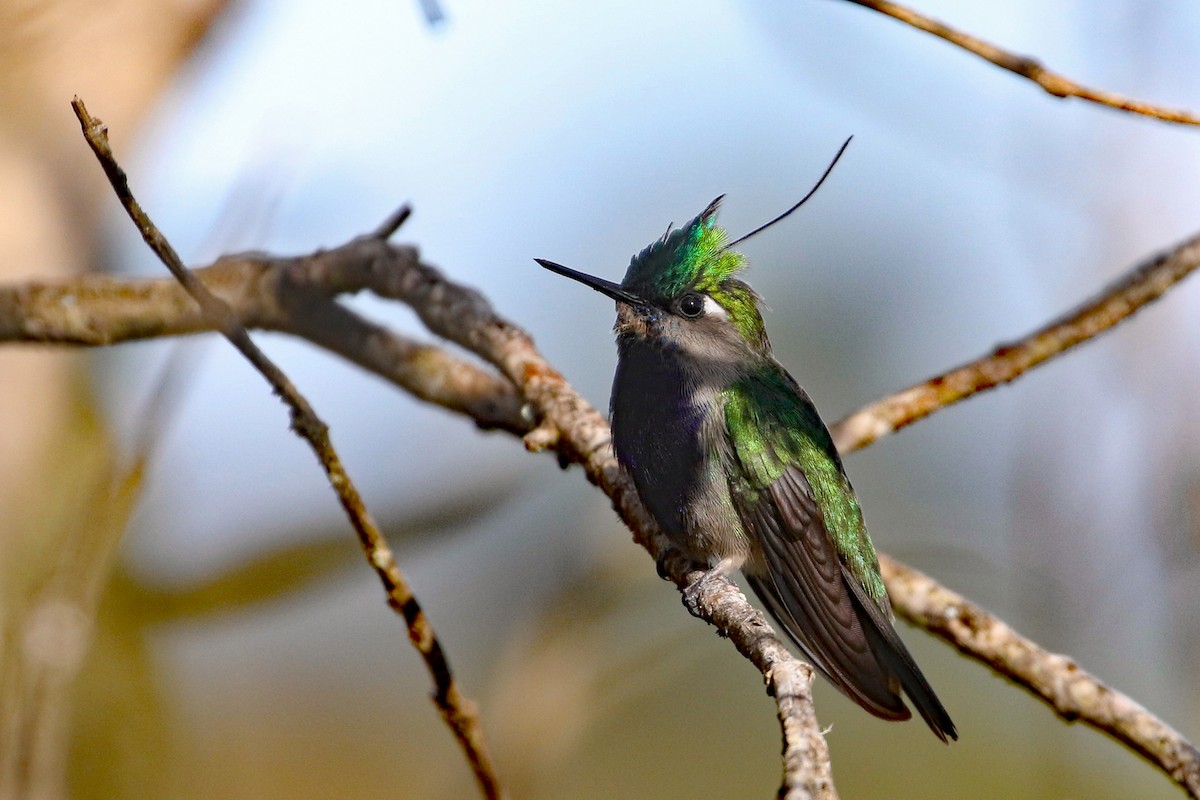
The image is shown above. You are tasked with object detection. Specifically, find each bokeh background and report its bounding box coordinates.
[3,1,1199,798]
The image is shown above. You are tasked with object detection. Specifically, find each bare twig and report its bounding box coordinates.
[70,97,506,800]
[0,257,527,433]
[881,555,1200,797]
[832,230,1200,453]
[774,661,836,800]
[840,0,1200,126]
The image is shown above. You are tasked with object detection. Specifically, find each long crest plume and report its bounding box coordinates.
[722,136,853,252]
[550,136,853,328]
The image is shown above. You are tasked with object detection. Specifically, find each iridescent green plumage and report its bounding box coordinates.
[623,200,767,349]
[653,203,885,602]
[723,371,886,603]
[622,198,742,298]
[536,188,956,742]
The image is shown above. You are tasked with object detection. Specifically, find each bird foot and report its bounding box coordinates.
[682,567,725,619]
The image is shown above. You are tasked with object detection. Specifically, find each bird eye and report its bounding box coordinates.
[678,293,705,318]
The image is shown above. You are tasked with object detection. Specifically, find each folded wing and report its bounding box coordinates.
[724,371,956,741]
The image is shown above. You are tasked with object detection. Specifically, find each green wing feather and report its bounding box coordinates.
[722,367,886,606]
[722,366,957,740]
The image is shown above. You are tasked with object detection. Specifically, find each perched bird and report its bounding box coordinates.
[535,143,956,741]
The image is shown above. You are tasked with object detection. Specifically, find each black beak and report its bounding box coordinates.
[535,259,646,306]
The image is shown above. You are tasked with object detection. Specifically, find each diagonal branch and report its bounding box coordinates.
[882,556,1200,797]
[832,230,1200,453]
[70,97,507,800]
[840,0,1200,126]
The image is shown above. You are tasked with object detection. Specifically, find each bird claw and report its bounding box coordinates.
[682,570,718,618]
[655,555,671,581]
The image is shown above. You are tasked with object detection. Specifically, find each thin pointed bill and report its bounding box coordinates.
[535,258,646,306]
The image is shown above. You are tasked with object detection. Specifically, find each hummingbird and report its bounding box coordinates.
[535,141,956,742]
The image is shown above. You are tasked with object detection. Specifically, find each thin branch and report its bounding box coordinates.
[881,555,1200,797]
[70,97,507,800]
[659,553,837,799]
[0,259,527,434]
[832,230,1200,453]
[841,0,1200,126]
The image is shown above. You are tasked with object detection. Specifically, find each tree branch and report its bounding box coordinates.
[840,0,1200,126]
[70,98,507,800]
[0,256,527,434]
[882,555,1200,797]
[832,230,1200,453]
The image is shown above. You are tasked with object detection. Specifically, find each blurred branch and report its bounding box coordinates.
[840,0,1200,126]
[0,243,527,435]
[131,480,518,623]
[0,401,150,800]
[831,230,1200,453]
[881,555,1200,798]
[416,0,446,27]
[71,98,506,800]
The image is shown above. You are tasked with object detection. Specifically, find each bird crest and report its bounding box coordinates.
[620,196,748,303]
[621,198,769,350]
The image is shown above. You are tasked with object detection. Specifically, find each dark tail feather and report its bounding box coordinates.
[744,573,911,722]
[747,569,958,742]
[848,582,958,742]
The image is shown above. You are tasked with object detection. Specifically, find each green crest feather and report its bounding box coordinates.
[621,197,767,349]
[621,196,748,300]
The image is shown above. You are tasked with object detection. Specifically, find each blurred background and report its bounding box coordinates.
[2,1,1199,798]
